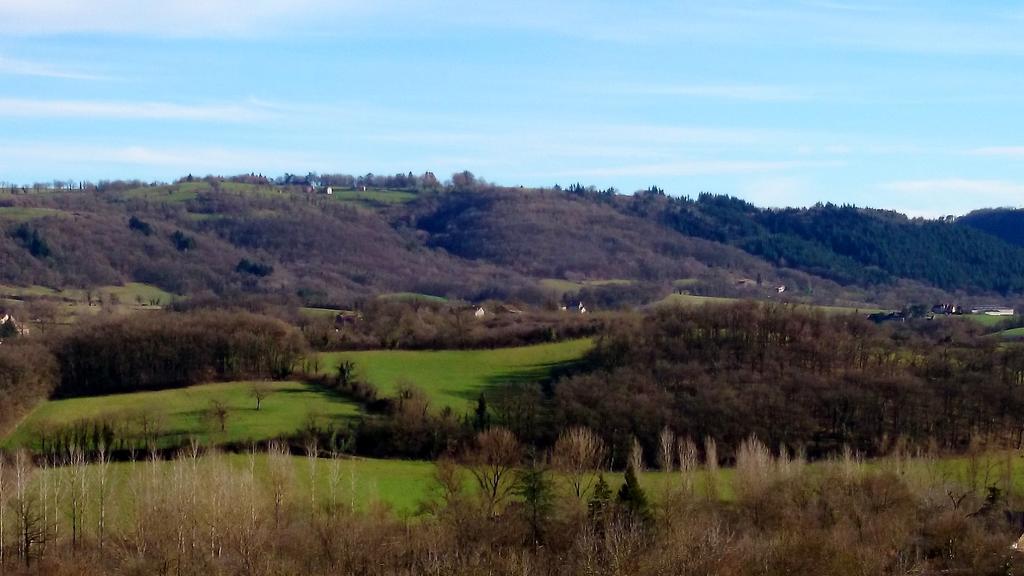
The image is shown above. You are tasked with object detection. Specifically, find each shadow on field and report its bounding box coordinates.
[453,357,592,405]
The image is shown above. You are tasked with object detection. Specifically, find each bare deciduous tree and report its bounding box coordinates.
[552,426,605,500]
[628,437,644,474]
[250,383,274,412]
[207,400,230,433]
[704,437,719,501]
[658,427,676,472]
[677,436,699,494]
[464,428,522,516]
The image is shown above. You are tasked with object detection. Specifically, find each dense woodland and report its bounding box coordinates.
[618,190,1024,294]
[554,303,1024,464]
[961,208,1024,248]
[54,311,307,397]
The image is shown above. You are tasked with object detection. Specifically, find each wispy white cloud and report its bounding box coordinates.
[0,142,333,173]
[879,179,1024,216]
[0,98,274,122]
[0,55,108,80]
[618,83,813,102]
[968,146,1024,158]
[738,176,815,209]
[552,159,843,179]
[0,0,381,37]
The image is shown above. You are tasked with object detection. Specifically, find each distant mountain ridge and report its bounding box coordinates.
[2,177,1023,307]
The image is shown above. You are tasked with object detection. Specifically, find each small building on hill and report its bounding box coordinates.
[932,303,964,315]
[868,311,905,324]
[475,307,487,319]
[0,313,28,338]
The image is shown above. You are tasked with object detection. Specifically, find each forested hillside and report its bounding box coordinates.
[617,190,1024,294]
[959,207,1024,247]
[3,175,1024,307]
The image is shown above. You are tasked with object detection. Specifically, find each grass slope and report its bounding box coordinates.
[539,278,633,296]
[0,206,68,222]
[655,293,883,315]
[7,381,360,449]
[318,339,593,412]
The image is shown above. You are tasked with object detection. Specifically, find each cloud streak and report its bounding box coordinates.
[0,142,333,174]
[0,55,108,80]
[0,98,273,122]
[553,159,843,178]
[879,179,1024,215]
[0,0,378,37]
[618,83,813,102]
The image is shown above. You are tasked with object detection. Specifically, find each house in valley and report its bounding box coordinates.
[0,313,28,339]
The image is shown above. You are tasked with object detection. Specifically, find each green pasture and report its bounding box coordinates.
[98,282,177,305]
[7,381,360,449]
[317,339,593,412]
[327,188,418,205]
[539,278,634,296]
[969,314,1017,328]
[378,292,449,303]
[655,293,738,307]
[999,327,1024,339]
[655,293,884,316]
[120,181,280,204]
[0,206,68,222]
[299,306,343,319]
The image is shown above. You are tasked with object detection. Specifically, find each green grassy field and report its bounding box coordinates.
[318,339,593,412]
[98,282,177,306]
[299,306,343,319]
[0,283,179,327]
[0,284,65,298]
[327,188,418,205]
[539,278,633,296]
[121,181,282,204]
[999,327,1024,339]
[655,293,738,307]
[968,313,1017,328]
[30,450,1024,519]
[378,292,449,303]
[0,206,68,222]
[7,381,360,449]
[655,293,884,315]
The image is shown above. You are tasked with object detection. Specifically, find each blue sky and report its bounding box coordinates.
[3,1,1024,215]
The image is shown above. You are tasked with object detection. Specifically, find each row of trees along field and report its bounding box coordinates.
[0,434,1018,574]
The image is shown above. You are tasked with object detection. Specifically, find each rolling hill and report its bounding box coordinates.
[3,176,1024,309]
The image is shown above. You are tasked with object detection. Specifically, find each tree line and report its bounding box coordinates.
[0,434,1018,575]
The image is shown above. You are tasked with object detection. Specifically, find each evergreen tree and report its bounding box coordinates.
[588,474,612,530]
[617,465,650,523]
[474,394,490,431]
[515,457,554,544]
